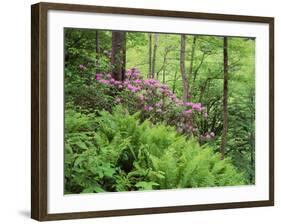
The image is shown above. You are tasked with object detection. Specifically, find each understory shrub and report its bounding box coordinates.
[65,80,116,113]
[64,106,245,194]
[95,68,214,140]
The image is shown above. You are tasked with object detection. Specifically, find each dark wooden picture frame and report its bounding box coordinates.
[31,2,274,221]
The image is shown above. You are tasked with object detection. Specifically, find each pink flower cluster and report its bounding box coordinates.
[95,67,211,138]
[96,69,143,93]
[126,67,140,79]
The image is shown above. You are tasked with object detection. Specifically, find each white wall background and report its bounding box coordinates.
[0,0,279,223]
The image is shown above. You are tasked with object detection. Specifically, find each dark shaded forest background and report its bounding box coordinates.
[64,28,255,194]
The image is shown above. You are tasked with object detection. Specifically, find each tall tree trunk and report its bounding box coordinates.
[172,72,178,93]
[188,36,197,95]
[189,36,197,76]
[111,31,126,81]
[188,36,196,76]
[249,93,255,182]
[180,34,189,101]
[151,34,158,78]
[193,52,206,85]
[156,46,170,80]
[220,37,229,160]
[95,30,99,74]
[162,65,166,83]
[148,33,152,78]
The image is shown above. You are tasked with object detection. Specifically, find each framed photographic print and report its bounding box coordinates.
[31,2,274,221]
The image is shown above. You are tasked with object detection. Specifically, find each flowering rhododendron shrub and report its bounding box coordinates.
[63,28,256,194]
[96,67,214,140]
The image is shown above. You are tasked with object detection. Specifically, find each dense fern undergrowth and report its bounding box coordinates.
[65,106,245,194]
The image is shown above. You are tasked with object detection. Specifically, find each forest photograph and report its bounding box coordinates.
[64,28,255,194]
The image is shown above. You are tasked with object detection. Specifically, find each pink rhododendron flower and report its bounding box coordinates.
[114,80,121,85]
[95,73,102,80]
[183,102,193,107]
[183,109,193,115]
[192,103,202,111]
[144,106,153,111]
[126,67,141,79]
[98,79,110,85]
[109,78,115,84]
[139,94,144,101]
[155,102,162,107]
[127,84,140,93]
[161,84,169,89]
[127,84,134,89]
[133,79,142,84]
[170,94,177,100]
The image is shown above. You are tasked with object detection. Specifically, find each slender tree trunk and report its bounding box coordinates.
[193,52,206,85]
[156,47,170,80]
[172,72,178,93]
[220,37,229,160]
[95,30,99,74]
[188,36,197,95]
[151,34,158,79]
[111,31,126,81]
[189,36,196,76]
[180,34,189,101]
[161,49,169,83]
[250,93,255,182]
[148,33,152,78]
[162,65,166,83]
[250,130,255,182]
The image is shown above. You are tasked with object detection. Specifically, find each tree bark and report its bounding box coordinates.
[156,46,170,80]
[249,93,255,182]
[188,36,197,97]
[111,31,126,81]
[193,52,206,85]
[180,34,189,101]
[148,33,152,78]
[220,37,229,160]
[162,64,166,83]
[151,34,158,78]
[172,72,178,93]
[95,30,99,73]
[189,36,197,77]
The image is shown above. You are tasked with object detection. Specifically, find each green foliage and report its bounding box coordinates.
[64,28,256,192]
[65,28,112,74]
[65,81,115,112]
[65,106,245,194]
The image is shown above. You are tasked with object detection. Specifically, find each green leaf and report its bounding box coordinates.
[93,186,106,193]
[135,181,159,190]
[75,141,88,150]
[81,187,94,193]
[74,156,86,166]
[103,167,115,177]
[82,185,105,193]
